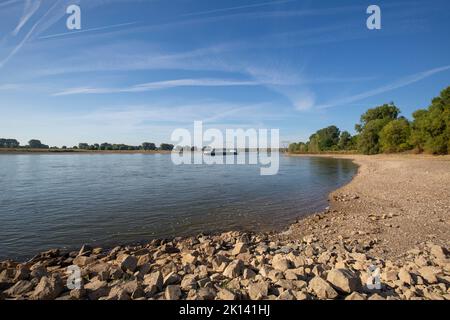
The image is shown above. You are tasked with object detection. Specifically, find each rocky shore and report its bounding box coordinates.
[0,155,449,300]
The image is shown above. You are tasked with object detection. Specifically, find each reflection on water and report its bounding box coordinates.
[0,154,356,260]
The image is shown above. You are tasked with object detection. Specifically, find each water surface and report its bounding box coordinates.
[0,154,356,260]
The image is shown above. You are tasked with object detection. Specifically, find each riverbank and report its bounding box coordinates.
[0,149,171,154]
[0,155,448,300]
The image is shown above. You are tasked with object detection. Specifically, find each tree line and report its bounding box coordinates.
[289,86,450,155]
[0,139,174,151]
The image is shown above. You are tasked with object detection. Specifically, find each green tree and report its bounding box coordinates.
[358,103,400,130]
[338,131,353,150]
[356,103,400,154]
[160,143,174,151]
[379,118,412,153]
[0,138,20,148]
[357,119,389,154]
[410,86,450,154]
[142,142,156,150]
[288,143,298,153]
[29,139,49,149]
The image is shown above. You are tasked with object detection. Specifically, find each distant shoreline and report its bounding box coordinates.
[0,149,172,154]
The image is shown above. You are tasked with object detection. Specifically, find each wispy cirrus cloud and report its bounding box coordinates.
[180,0,295,17]
[316,65,450,109]
[13,0,41,36]
[52,78,264,96]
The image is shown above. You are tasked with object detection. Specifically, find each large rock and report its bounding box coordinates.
[118,255,137,272]
[326,268,361,293]
[223,260,244,278]
[165,285,182,300]
[429,245,447,260]
[84,280,110,300]
[31,275,63,300]
[248,281,268,300]
[5,280,34,297]
[271,254,291,271]
[418,266,440,284]
[143,271,163,294]
[30,266,48,280]
[398,268,413,285]
[164,271,181,286]
[181,274,198,291]
[308,276,338,299]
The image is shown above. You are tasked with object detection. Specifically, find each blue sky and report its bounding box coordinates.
[0,0,449,147]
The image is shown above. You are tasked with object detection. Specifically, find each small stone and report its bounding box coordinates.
[382,270,398,282]
[181,253,197,265]
[223,260,244,278]
[78,244,93,256]
[73,255,95,267]
[196,287,216,300]
[107,286,131,300]
[217,288,236,300]
[308,276,338,299]
[345,292,366,300]
[284,270,299,280]
[165,285,182,300]
[231,242,248,255]
[248,281,268,300]
[294,291,309,300]
[243,268,256,280]
[70,288,86,299]
[277,290,295,300]
[368,293,385,300]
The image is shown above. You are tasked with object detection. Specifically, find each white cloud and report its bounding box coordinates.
[53,78,262,96]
